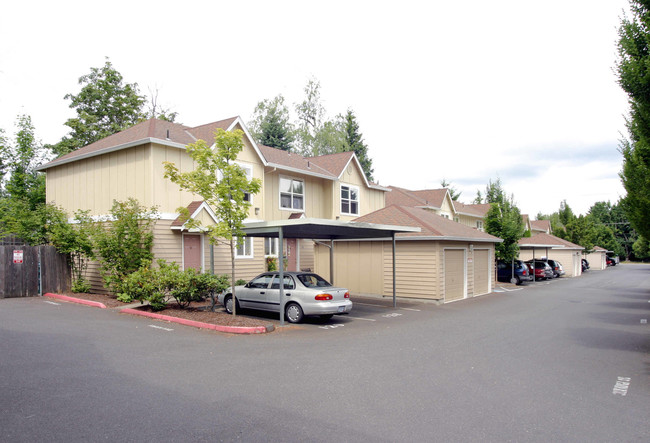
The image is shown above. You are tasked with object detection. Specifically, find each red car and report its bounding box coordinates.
[525,260,554,280]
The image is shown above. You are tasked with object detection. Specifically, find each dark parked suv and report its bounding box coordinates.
[497,259,534,285]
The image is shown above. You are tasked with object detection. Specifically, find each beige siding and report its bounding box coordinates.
[518,249,583,277]
[585,251,607,270]
[439,194,455,219]
[211,237,265,281]
[383,241,440,300]
[263,170,332,219]
[336,162,386,221]
[46,144,152,216]
[299,239,315,272]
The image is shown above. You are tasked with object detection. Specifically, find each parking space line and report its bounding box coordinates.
[345,316,377,321]
[354,302,386,307]
[43,301,61,306]
[400,307,421,311]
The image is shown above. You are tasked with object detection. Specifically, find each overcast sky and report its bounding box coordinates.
[0,0,631,217]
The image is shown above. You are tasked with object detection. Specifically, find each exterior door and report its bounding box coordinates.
[444,249,466,302]
[183,234,202,271]
[473,249,490,296]
[286,238,298,271]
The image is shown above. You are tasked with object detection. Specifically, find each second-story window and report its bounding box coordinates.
[477,220,484,230]
[217,162,253,203]
[341,185,359,215]
[280,177,304,210]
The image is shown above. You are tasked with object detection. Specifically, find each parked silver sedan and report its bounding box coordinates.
[218,272,352,323]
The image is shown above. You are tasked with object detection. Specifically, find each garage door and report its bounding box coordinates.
[444,249,465,302]
[473,249,489,296]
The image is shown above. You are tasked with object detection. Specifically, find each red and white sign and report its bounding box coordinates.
[13,250,23,264]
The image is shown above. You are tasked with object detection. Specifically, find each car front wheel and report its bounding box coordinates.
[285,302,304,323]
[224,295,239,314]
[511,276,521,285]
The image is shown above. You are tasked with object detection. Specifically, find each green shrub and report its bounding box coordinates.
[235,278,247,286]
[71,278,92,293]
[118,261,167,310]
[266,256,277,271]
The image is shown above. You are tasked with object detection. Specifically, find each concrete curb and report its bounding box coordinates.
[44,292,107,309]
[120,308,273,334]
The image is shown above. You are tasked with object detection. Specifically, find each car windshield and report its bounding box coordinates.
[297,273,332,288]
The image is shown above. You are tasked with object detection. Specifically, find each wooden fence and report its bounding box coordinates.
[0,246,70,298]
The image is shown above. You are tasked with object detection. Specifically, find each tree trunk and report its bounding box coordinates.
[230,237,236,316]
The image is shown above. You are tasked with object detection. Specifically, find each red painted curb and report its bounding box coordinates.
[120,308,269,334]
[44,293,107,309]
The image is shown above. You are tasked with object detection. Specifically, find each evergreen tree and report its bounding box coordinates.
[440,179,461,201]
[616,1,650,240]
[248,95,294,151]
[344,110,374,181]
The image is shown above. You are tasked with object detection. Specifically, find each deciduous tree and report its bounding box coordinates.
[164,129,261,316]
[483,178,524,262]
[616,1,650,240]
[49,58,146,156]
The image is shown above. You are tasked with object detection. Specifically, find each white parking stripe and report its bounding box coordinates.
[148,324,174,331]
[400,307,421,311]
[354,302,386,307]
[345,316,377,321]
[43,301,61,306]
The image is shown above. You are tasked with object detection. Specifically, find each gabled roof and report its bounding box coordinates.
[355,205,501,242]
[592,246,609,252]
[530,219,552,233]
[37,117,247,171]
[171,201,218,231]
[518,232,583,250]
[386,186,453,210]
[455,201,491,218]
[258,144,337,179]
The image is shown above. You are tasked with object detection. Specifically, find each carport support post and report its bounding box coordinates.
[392,232,397,308]
[330,240,335,285]
[279,227,285,326]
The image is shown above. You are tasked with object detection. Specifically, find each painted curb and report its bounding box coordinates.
[120,308,271,334]
[44,293,107,309]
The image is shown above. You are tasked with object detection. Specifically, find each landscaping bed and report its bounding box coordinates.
[59,292,277,329]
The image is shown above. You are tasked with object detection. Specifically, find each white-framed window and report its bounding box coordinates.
[235,237,253,258]
[340,184,359,215]
[477,220,484,230]
[217,162,254,203]
[442,214,450,219]
[264,238,279,256]
[280,176,304,211]
[454,217,460,223]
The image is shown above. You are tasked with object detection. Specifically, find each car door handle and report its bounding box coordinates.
[260,291,265,294]
[285,293,291,296]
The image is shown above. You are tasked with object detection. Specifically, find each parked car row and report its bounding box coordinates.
[497,258,566,285]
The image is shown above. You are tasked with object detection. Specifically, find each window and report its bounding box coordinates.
[265,238,278,256]
[235,237,253,258]
[280,177,304,210]
[442,214,450,219]
[249,274,273,289]
[217,162,253,203]
[340,185,359,215]
[454,217,460,223]
[477,220,484,230]
[271,275,295,290]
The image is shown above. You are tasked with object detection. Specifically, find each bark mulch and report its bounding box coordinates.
[57,292,279,329]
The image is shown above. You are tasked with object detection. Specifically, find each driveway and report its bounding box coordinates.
[1,264,648,442]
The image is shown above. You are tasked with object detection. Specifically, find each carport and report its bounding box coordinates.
[241,218,420,325]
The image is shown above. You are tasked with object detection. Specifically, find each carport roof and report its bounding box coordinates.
[518,232,583,250]
[241,217,420,239]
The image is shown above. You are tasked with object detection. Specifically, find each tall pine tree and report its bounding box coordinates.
[344,109,374,181]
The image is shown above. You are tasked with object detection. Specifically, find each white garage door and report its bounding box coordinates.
[444,249,466,302]
[474,249,490,296]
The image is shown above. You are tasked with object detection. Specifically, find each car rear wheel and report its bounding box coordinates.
[511,276,521,285]
[285,303,304,323]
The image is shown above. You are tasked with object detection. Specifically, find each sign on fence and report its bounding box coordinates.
[13,250,23,264]
[1,246,70,298]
